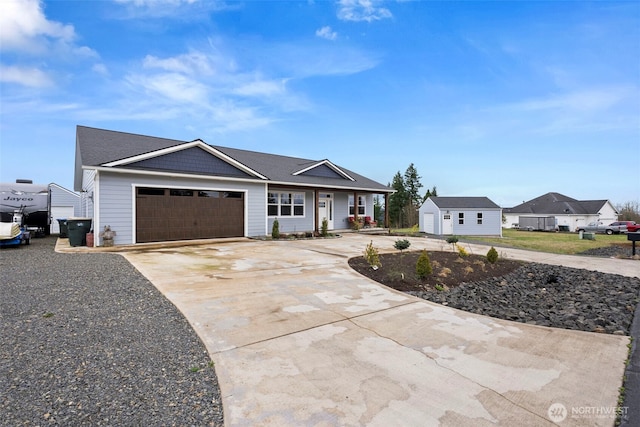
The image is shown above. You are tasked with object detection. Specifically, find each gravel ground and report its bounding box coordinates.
[0,236,223,426]
[405,243,639,335]
[409,262,640,334]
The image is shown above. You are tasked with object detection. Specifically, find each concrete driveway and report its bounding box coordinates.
[122,234,631,426]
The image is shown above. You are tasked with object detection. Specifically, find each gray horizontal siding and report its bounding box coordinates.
[452,210,502,236]
[96,172,265,245]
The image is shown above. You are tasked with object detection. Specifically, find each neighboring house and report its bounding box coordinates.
[74,126,393,246]
[49,183,81,234]
[419,196,502,236]
[503,192,618,231]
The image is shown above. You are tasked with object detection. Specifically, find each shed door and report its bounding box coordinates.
[135,187,244,243]
[442,214,453,235]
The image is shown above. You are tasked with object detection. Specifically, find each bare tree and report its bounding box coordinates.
[616,201,640,222]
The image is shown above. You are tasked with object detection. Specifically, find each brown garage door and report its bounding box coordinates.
[136,187,244,243]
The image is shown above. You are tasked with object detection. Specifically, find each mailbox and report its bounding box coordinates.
[628,232,640,256]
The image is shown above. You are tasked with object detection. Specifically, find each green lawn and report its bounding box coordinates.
[391,227,631,255]
[460,228,630,255]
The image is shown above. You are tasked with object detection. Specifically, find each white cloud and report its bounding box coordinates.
[114,0,235,19]
[0,64,53,87]
[143,52,214,75]
[337,0,392,22]
[316,26,338,41]
[511,88,628,113]
[92,63,109,76]
[126,72,209,104]
[116,0,199,6]
[0,0,76,53]
[232,79,287,97]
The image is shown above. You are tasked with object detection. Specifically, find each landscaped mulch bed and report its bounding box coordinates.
[349,249,640,335]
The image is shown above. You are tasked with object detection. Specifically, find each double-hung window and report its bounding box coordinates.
[268,192,304,216]
[348,195,365,216]
[458,212,464,225]
[477,213,483,225]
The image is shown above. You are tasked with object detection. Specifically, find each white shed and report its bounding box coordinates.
[419,196,502,236]
[49,183,81,234]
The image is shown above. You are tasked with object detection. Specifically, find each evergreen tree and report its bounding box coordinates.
[388,172,407,228]
[423,185,438,203]
[388,165,437,228]
[404,163,423,207]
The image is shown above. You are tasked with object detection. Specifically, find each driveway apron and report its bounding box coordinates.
[123,234,630,426]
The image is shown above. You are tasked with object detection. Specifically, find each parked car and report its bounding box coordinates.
[576,222,625,235]
[611,221,639,232]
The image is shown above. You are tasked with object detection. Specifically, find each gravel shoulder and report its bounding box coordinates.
[0,236,223,426]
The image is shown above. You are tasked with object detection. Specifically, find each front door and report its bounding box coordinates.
[318,193,334,230]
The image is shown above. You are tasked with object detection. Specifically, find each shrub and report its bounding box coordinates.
[410,224,419,234]
[487,246,499,264]
[415,250,432,279]
[456,244,469,257]
[321,218,329,237]
[394,239,411,252]
[446,236,459,245]
[446,235,459,252]
[271,218,280,239]
[364,240,382,269]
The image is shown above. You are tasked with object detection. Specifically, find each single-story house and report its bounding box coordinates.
[50,183,81,234]
[503,192,618,231]
[419,196,502,236]
[74,126,393,246]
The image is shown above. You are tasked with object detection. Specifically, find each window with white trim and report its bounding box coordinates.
[268,192,305,216]
[458,212,464,225]
[348,195,365,216]
[477,212,483,225]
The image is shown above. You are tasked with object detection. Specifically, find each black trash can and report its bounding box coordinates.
[57,219,68,238]
[67,218,92,247]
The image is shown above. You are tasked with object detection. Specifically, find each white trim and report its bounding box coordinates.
[83,165,392,193]
[102,140,269,180]
[131,184,137,244]
[267,190,307,218]
[292,159,355,182]
[292,159,355,181]
[264,182,269,235]
[131,183,249,243]
[48,182,80,198]
[268,179,390,192]
[93,172,99,247]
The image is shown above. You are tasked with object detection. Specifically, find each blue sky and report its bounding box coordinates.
[1,0,638,208]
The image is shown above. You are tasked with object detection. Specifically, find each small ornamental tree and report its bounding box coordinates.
[487,246,499,264]
[364,240,382,269]
[415,250,432,279]
[446,236,459,252]
[271,218,280,239]
[394,239,411,252]
[321,218,329,237]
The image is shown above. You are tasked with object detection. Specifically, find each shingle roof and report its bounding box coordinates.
[75,126,392,192]
[503,192,608,215]
[427,196,501,209]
